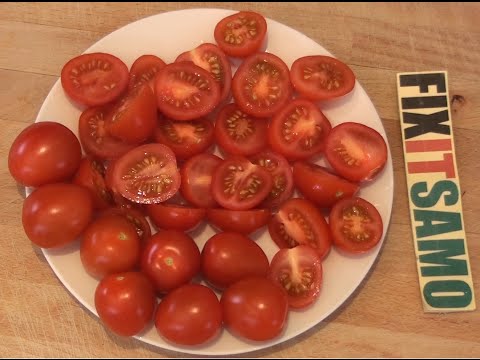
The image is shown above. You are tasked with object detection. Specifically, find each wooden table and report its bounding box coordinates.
[1,2,479,358]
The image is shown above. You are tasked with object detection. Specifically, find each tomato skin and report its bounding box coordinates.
[73,157,113,210]
[99,207,151,245]
[232,52,292,118]
[146,203,205,232]
[155,284,222,346]
[9,122,82,187]
[292,161,359,208]
[141,231,201,294]
[201,232,270,290]
[221,276,288,341]
[214,11,267,58]
[329,197,383,254]
[61,52,129,107]
[129,54,166,90]
[22,183,93,248]
[268,198,332,259]
[325,122,388,182]
[206,208,270,235]
[179,153,222,208]
[80,214,141,279]
[94,272,156,337]
[269,246,323,309]
[290,55,356,101]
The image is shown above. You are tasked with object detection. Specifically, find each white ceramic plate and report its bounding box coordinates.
[32,8,394,356]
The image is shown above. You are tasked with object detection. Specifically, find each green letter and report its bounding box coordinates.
[419,239,467,276]
[414,210,462,238]
[411,180,458,208]
[424,280,472,308]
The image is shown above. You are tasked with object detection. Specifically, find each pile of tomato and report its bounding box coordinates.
[8,11,388,347]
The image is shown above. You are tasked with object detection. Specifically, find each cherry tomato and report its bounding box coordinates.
[290,55,356,101]
[153,117,214,161]
[211,156,273,211]
[73,157,113,210]
[99,207,152,245]
[110,143,180,204]
[155,284,222,346]
[214,11,267,58]
[179,153,222,208]
[325,122,388,182]
[154,62,221,121]
[329,197,383,253]
[94,272,156,337]
[141,230,201,293]
[214,103,268,156]
[269,246,323,309]
[78,106,135,160]
[129,54,166,90]
[221,276,288,341]
[176,43,232,103]
[206,208,270,235]
[106,84,157,144]
[268,198,332,259]
[232,52,292,118]
[145,203,205,232]
[250,150,294,208]
[9,122,82,187]
[22,183,93,248]
[201,232,270,290]
[61,52,129,107]
[80,214,141,279]
[268,99,332,161]
[292,161,359,208]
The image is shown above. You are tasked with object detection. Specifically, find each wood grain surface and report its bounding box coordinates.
[1,2,479,358]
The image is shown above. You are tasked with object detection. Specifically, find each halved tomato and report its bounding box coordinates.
[324,122,388,182]
[153,117,214,160]
[206,208,270,235]
[180,153,222,208]
[214,11,267,58]
[269,245,323,309]
[110,143,180,204]
[290,55,356,101]
[268,99,332,161]
[176,43,232,103]
[78,106,135,160]
[61,52,129,107]
[214,103,268,156]
[268,198,332,259]
[146,203,205,232]
[129,54,166,90]
[293,161,359,208]
[250,150,293,208]
[211,156,273,211]
[329,197,383,254]
[154,62,221,121]
[232,52,292,118]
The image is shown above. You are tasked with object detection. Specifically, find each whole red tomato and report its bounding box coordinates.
[22,183,93,248]
[9,122,82,187]
[94,272,157,337]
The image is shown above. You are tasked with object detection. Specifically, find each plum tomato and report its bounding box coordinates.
[145,203,205,232]
[206,208,270,235]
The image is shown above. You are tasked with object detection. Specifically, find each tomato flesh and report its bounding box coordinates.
[73,157,113,210]
[129,54,166,90]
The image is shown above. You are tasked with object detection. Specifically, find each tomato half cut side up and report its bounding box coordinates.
[154,62,221,121]
[329,197,383,254]
[111,143,180,204]
[324,122,388,182]
[61,52,129,107]
[154,117,214,161]
[78,106,135,160]
[214,11,267,58]
[214,103,268,157]
[176,43,232,103]
[211,156,273,211]
[292,161,359,209]
[269,245,323,309]
[232,52,292,118]
[268,98,332,161]
[129,54,166,91]
[268,198,332,259]
[290,55,356,101]
[250,150,293,209]
[206,208,270,235]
